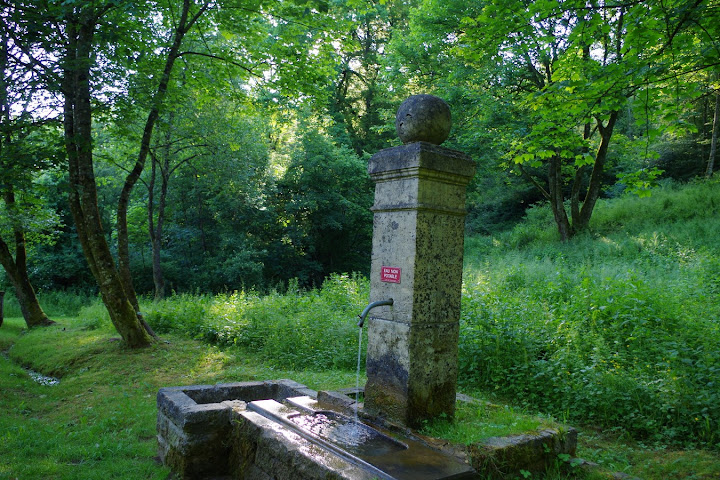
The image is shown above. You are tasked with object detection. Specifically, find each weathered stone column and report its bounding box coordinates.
[364,95,475,428]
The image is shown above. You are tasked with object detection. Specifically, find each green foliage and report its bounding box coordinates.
[420,399,555,445]
[145,273,370,370]
[2,290,98,318]
[460,180,720,448]
[616,167,665,198]
[651,138,708,182]
[95,97,372,294]
[267,127,373,286]
[397,0,719,237]
[323,0,407,155]
[0,126,65,263]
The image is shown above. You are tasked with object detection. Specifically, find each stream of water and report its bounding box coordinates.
[27,370,60,386]
[1,351,59,386]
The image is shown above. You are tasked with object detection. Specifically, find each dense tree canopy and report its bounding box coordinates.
[396,0,719,239]
[1,0,718,342]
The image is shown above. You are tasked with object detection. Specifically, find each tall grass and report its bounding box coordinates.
[144,273,369,371]
[2,289,98,318]
[459,179,720,448]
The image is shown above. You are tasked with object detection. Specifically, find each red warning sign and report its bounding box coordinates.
[381,266,401,284]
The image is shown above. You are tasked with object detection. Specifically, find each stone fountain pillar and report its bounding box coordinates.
[364,95,475,428]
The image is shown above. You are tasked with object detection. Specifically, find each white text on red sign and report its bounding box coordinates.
[381,266,401,284]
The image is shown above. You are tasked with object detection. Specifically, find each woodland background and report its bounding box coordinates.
[2,0,718,314]
[2,3,720,476]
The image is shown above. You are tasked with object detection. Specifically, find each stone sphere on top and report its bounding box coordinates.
[395,94,452,145]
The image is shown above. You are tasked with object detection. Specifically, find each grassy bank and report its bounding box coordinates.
[0,316,359,480]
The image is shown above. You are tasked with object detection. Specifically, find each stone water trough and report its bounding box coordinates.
[157,95,577,479]
[157,380,576,480]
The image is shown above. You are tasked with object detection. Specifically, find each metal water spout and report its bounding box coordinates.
[357,299,393,328]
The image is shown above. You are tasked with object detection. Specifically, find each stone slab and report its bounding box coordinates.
[466,427,578,479]
[157,379,316,479]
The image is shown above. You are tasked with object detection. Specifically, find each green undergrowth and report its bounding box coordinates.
[1,289,96,319]
[578,427,720,480]
[460,180,720,450]
[142,273,370,371]
[419,401,599,480]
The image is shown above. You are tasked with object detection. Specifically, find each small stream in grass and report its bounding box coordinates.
[26,369,60,386]
[1,349,60,386]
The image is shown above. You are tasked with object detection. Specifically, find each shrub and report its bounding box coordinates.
[458,185,720,448]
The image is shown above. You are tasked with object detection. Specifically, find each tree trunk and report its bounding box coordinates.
[0,291,4,327]
[4,265,54,328]
[570,122,592,224]
[148,153,167,301]
[0,191,54,328]
[574,111,619,232]
[706,87,719,179]
[62,10,152,348]
[0,242,54,328]
[548,156,572,241]
[151,237,165,301]
[116,0,208,306]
